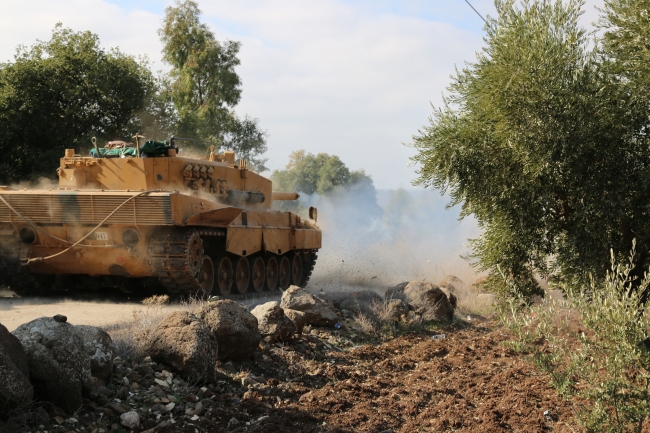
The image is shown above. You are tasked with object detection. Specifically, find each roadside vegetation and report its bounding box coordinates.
[411,0,650,299]
[411,0,650,431]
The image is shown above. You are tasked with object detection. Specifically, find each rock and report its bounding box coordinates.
[0,323,33,419]
[34,406,50,425]
[146,312,217,382]
[384,282,410,302]
[385,299,409,321]
[339,290,382,317]
[196,300,260,361]
[184,393,198,403]
[389,281,456,321]
[284,309,307,334]
[251,302,296,343]
[436,275,465,293]
[12,317,92,413]
[151,403,169,414]
[472,276,488,293]
[280,286,338,327]
[120,410,140,429]
[74,325,114,383]
[52,314,67,323]
[106,402,128,415]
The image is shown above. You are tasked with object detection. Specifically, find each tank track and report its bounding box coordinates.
[147,231,204,296]
[300,251,318,287]
[148,230,318,300]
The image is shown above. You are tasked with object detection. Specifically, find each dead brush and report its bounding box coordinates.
[353,312,378,337]
[105,294,171,361]
[0,399,50,433]
[180,293,208,314]
[370,299,397,324]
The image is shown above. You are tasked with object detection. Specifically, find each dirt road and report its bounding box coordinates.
[0,288,286,331]
[0,289,156,331]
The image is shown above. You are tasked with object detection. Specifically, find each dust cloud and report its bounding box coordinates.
[3,176,59,190]
[297,183,482,292]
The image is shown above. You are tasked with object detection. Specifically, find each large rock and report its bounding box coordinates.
[196,301,260,361]
[388,281,456,322]
[472,276,488,293]
[284,309,307,334]
[0,323,33,418]
[339,290,383,317]
[251,302,296,343]
[384,282,410,302]
[436,275,465,294]
[12,316,92,413]
[280,286,338,327]
[74,325,114,383]
[147,312,217,382]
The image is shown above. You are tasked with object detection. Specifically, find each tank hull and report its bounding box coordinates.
[0,189,321,297]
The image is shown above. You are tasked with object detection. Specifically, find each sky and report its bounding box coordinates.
[0,0,603,190]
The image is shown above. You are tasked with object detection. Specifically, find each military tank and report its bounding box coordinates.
[0,137,321,298]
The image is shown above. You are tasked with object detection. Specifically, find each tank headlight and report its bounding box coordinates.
[122,229,140,246]
[18,227,37,244]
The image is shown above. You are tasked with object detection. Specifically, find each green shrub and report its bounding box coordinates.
[504,248,650,432]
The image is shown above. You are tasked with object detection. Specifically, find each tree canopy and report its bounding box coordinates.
[271,150,375,213]
[158,0,267,170]
[0,24,154,183]
[272,150,372,195]
[411,0,650,297]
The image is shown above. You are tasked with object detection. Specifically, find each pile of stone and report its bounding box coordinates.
[0,280,458,432]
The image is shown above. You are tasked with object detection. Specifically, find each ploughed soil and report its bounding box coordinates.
[154,322,574,433]
[4,318,577,433]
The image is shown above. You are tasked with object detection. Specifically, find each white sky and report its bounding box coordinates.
[0,0,603,189]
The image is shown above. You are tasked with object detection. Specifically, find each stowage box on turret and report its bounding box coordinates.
[0,139,321,298]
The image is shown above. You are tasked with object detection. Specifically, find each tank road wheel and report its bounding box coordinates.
[248,256,265,293]
[291,254,303,286]
[233,257,250,294]
[278,256,291,290]
[265,256,279,291]
[216,256,234,295]
[197,256,215,298]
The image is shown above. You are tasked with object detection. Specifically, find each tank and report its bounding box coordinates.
[0,138,321,299]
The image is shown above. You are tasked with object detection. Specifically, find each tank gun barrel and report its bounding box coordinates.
[272,192,300,201]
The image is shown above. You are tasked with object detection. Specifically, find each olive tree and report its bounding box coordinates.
[410,0,650,297]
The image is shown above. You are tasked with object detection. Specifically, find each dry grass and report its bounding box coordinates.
[455,292,496,316]
[105,294,175,361]
[103,294,237,361]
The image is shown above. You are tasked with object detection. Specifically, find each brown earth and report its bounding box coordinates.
[149,322,575,433]
[1,289,578,432]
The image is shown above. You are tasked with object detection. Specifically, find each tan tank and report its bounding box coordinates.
[0,138,321,298]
